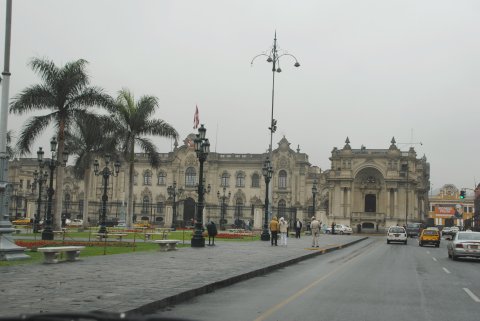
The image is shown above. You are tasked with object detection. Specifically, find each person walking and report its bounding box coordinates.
[206,221,217,246]
[331,222,336,235]
[311,216,321,247]
[295,218,303,238]
[269,216,279,246]
[279,217,288,246]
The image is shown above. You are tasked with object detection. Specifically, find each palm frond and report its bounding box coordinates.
[16,113,57,155]
[29,57,59,90]
[136,137,160,167]
[9,84,56,114]
[143,119,179,139]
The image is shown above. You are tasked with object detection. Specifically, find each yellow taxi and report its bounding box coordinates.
[419,228,440,247]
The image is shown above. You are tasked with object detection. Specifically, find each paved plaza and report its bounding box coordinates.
[1,234,367,317]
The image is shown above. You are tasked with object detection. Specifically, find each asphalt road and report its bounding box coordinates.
[152,236,480,321]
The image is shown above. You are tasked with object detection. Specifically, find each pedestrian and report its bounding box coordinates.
[269,216,279,246]
[206,221,217,246]
[311,216,321,247]
[279,217,288,246]
[295,218,303,238]
[331,222,336,235]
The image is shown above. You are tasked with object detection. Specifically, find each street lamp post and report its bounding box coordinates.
[251,32,300,221]
[261,158,273,241]
[312,179,318,217]
[217,187,231,231]
[32,147,48,233]
[167,181,183,229]
[42,137,69,240]
[94,154,120,235]
[191,124,210,248]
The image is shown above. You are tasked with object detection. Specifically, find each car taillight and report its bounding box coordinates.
[455,244,464,248]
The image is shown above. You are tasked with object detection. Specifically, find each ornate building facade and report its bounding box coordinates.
[7,136,431,231]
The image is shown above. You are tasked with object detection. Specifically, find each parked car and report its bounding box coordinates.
[447,231,480,260]
[11,218,32,225]
[325,224,353,235]
[442,226,459,237]
[386,226,407,244]
[66,219,83,226]
[419,229,440,247]
[405,222,422,238]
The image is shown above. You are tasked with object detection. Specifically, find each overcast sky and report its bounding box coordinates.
[1,0,479,194]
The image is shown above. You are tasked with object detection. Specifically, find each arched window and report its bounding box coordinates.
[142,196,150,214]
[278,199,286,218]
[279,170,287,189]
[221,173,229,187]
[185,167,196,187]
[236,173,245,188]
[235,198,244,226]
[143,171,152,185]
[156,202,164,214]
[157,172,166,185]
[251,173,260,188]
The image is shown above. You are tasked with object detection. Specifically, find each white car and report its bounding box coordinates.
[325,224,353,235]
[66,219,83,226]
[387,226,407,244]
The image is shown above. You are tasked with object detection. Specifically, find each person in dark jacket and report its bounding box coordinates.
[206,221,218,246]
[294,218,303,239]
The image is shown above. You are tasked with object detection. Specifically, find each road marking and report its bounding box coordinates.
[442,267,451,274]
[253,240,378,321]
[432,257,437,262]
[463,288,480,303]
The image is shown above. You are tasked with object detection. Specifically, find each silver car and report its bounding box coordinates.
[447,231,480,260]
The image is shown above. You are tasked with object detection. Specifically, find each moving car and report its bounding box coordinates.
[386,226,407,244]
[419,229,440,247]
[447,231,480,261]
[405,222,422,238]
[442,226,459,237]
[325,224,353,235]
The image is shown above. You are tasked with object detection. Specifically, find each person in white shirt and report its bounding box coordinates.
[310,216,321,247]
[279,217,289,246]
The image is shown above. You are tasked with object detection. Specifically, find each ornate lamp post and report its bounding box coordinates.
[261,158,273,241]
[41,137,69,240]
[251,33,300,219]
[94,154,120,235]
[167,181,184,229]
[31,147,48,233]
[312,179,318,217]
[191,124,210,248]
[217,187,231,231]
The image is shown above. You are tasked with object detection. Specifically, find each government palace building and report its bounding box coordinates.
[7,135,434,231]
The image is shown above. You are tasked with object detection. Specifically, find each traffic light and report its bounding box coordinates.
[460,190,466,199]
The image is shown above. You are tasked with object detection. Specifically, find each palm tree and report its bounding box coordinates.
[109,89,178,228]
[10,57,112,230]
[6,130,15,159]
[65,114,117,229]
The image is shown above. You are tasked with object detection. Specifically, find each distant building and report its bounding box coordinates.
[428,184,475,227]
[7,136,431,231]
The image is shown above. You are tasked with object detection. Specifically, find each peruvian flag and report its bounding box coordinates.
[193,105,199,129]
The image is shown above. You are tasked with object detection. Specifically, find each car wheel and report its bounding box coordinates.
[387,240,390,244]
[325,230,330,234]
[419,242,423,247]
[340,231,344,235]
[448,251,452,258]
[452,254,458,261]
[404,240,407,245]
[435,243,440,248]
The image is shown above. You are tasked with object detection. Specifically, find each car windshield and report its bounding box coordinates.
[423,230,438,235]
[389,227,405,233]
[407,223,421,228]
[457,233,480,241]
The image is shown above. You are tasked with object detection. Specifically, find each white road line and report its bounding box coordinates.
[432,257,437,262]
[442,267,451,274]
[463,288,480,303]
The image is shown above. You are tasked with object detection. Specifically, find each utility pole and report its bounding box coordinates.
[0,0,29,260]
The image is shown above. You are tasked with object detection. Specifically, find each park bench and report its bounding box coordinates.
[152,239,180,252]
[96,233,128,242]
[145,228,172,240]
[37,246,85,264]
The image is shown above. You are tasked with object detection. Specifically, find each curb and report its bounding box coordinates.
[128,236,369,315]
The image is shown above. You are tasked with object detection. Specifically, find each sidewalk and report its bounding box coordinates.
[1,235,367,317]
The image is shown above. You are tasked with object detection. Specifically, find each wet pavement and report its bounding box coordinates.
[0,234,367,317]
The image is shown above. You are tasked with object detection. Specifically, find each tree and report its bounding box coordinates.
[108,89,178,228]
[6,130,14,159]
[65,114,117,229]
[10,57,112,229]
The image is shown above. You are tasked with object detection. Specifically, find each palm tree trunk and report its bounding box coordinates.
[82,167,91,229]
[54,131,66,230]
[127,160,134,229]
